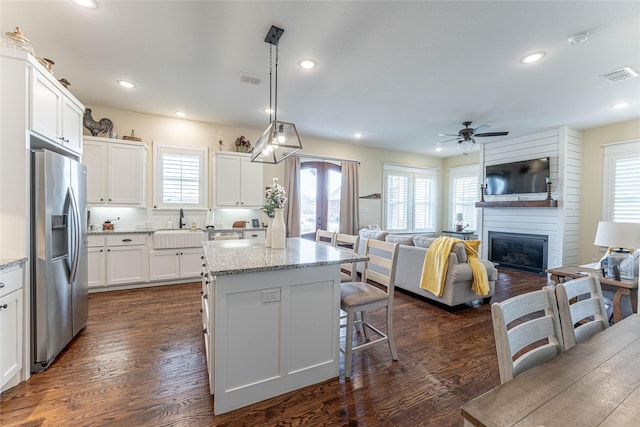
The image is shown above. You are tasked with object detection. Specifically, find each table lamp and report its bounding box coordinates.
[593,221,640,280]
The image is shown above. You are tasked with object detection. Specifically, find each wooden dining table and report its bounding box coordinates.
[461,313,640,426]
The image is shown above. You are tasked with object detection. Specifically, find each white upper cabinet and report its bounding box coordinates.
[83,136,147,207]
[214,152,263,208]
[30,62,84,155]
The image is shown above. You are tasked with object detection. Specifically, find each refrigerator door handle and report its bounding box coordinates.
[68,187,81,284]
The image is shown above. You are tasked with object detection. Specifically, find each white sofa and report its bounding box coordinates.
[357,229,498,308]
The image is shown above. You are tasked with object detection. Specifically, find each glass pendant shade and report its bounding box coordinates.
[250,120,302,164]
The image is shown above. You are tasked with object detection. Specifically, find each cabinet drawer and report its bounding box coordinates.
[106,234,147,246]
[243,230,266,239]
[0,266,23,298]
[87,235,104,248]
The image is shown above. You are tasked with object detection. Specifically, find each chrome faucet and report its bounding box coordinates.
[179,208,185,229]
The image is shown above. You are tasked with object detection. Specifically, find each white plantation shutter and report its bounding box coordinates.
[449,165,479,231]
[383,164,437,232]
[603,141,640,223]
[154,142,208,209]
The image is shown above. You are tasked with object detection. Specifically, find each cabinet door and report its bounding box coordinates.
[30,70,61,143]
[83,141,108,205]
[0,289,23,389]
[240,157,263,207]
[179,248,205,278]
[108,144,145,206]
[87,246,106,288]
[214,154,242,206]
[106,245,148,285]
[149,250,180,281]
[61,97,83,154]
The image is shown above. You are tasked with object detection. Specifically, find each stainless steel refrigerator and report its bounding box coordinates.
[31,149,88,372]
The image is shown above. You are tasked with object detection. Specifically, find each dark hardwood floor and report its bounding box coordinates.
[0,269,548,426]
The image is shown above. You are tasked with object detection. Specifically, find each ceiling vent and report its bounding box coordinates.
[238,72,262,86]
[600,66,639,83]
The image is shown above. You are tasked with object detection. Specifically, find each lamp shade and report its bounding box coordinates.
[456,213,464,221]
[250,120,302,164]
[593,221,640,249]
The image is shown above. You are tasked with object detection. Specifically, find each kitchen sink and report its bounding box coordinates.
[153,229,206,249]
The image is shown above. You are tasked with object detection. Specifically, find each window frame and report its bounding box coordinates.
[448,165,479,231]
[153,141,208,210]
[602,139,640,223]
[383,163,438,233]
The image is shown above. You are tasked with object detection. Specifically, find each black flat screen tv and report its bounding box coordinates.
[485,157,550,195]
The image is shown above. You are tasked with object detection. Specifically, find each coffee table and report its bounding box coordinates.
[546,265,638,323]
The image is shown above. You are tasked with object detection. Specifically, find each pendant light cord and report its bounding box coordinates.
[269,45,273,124]
[274,44,279,122]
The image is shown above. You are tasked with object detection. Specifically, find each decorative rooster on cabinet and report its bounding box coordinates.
[83,108,114,136]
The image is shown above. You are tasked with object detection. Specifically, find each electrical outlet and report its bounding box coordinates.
[262,289,280,303]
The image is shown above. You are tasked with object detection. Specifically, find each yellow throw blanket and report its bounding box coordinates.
[419,237,490,297]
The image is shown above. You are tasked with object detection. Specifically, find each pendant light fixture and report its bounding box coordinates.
[251,25,303,164]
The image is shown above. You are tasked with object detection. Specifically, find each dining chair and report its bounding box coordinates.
[491,286,564,384]
[555,274,609,350]
[315,229,336,246]
[340,238,399,379]
[334,233,360,282]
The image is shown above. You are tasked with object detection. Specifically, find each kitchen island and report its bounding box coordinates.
[201,237,367,414]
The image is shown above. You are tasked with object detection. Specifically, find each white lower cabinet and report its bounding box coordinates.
[149,248,203,281]
[88,233,149,288]
[0,264,24,391]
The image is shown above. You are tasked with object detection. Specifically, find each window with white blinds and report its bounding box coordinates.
[448,165,479,231]
[383,164,437,232]
[153,142,208,209]
[603,140,640,223]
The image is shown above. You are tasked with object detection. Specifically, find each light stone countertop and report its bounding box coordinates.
[202,237,368,276]
[87,229,156,235]
[0,257,27,271]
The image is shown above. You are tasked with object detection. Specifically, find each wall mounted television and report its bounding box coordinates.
[485,157,550,195]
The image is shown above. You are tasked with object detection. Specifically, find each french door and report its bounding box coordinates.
[300,162,341,240]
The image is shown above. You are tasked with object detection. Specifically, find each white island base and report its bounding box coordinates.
[201,239,365,415]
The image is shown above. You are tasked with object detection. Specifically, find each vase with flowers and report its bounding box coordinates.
[235,136,252,153]
[261,178,287,249]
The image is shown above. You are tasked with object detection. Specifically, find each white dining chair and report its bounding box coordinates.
[315,229,336,246]
[340,238,399,379]
[555,274,609,350]
[334,233,360,282]
[491,286,564,384]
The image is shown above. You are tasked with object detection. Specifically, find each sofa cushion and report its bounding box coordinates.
[452,242,468,263]
[385,235,414,246]
[358,229,388,241]
[413,236,437,248]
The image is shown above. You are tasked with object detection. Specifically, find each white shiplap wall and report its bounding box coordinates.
[477,127,582,268]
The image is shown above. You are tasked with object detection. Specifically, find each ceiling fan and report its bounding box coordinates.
[436,121,509,154]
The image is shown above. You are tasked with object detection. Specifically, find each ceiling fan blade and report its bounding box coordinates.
[472,124,490,133]
[475,131,509,137]
[434,137,459,145]
[436,133,460,137]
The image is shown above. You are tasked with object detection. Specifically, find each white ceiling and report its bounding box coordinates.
[2,1,639,157]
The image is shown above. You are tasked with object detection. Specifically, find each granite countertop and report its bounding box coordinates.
[87,229,155,235]
[202,237,368,276]
[0,257,28,271]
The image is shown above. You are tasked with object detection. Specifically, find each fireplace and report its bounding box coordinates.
[488,231,548,274]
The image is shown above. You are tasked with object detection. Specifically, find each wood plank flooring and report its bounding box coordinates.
[1,269,549,426]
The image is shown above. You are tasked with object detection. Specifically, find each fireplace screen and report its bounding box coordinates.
[488,231,548,274]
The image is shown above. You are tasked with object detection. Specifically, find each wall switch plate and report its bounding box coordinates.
[262,289,281,303]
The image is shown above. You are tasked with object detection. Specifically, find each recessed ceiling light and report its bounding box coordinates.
[435,146,443,152]
[612,102,631,109]
[520,51,546,64]
[264,108,274,114]
[175,112,187,118]
[298,59,317,70]
[568,32,590,44]
[72,0,97,8]
[354,132,362,139]
[117,80,136,89]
